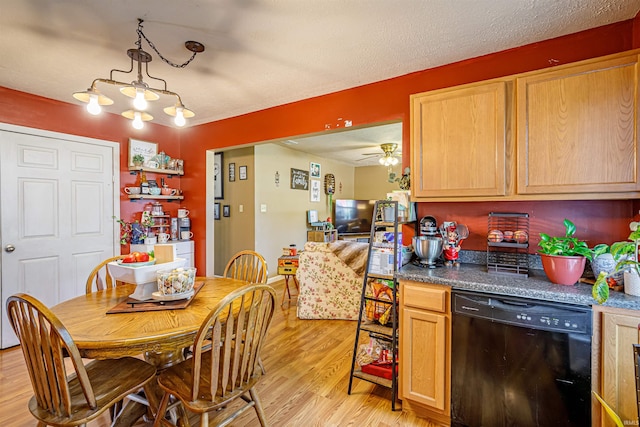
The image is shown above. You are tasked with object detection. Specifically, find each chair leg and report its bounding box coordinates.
[200,411,208,427]
[259,356,266,374]
[153,392,172,427]
[250,386,268,426]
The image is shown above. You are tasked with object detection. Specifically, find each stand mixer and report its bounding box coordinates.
[413,215,443,268]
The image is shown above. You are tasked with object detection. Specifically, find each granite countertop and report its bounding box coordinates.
[396,262,640,310]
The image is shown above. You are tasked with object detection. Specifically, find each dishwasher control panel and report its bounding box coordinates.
[453,291,591,335]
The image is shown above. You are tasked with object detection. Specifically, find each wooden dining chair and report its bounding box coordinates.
[6,293,157,427]
[85,255,126,293]
[223,250,268,284]
[222,250,269,374]
[153,283,276,427]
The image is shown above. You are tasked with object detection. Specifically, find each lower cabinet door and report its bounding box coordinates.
[600,310,640,426]
[401,307,448,411]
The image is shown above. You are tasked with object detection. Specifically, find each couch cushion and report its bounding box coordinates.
[296,241,368,320]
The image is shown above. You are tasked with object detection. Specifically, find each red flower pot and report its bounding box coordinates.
[540,254,586,285]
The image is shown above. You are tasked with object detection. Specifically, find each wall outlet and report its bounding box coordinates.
[260,204,267,213]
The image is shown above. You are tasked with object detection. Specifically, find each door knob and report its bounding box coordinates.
[5,244,15,253]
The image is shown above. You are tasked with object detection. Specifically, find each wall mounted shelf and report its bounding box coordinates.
[128,166,184,176]
[127,195,184,201]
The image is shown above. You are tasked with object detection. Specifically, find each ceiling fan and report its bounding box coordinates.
[359,143,401,166]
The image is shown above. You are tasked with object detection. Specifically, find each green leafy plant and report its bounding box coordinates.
[592,241,636,260]
[132,154,145,164]
[538,219,593,260]
[592,223,640,304]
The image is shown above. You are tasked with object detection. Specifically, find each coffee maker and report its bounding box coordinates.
[179,217,191,240]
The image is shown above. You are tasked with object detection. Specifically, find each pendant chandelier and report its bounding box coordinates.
[73,19,204,129]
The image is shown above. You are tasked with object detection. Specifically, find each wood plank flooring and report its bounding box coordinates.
[0,280,437,426]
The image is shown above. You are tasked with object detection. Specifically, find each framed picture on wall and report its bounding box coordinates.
[310,162,321,178]
[128,139,157,167]
[214,203,220,220]
[290,168,309,190]
[310,179,321,202]
[214,152,223,199]
[239,165,248,180]
[223,205,230,217]
[229,163,236,182]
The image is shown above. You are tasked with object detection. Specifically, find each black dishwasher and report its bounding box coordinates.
[451,290,591,427]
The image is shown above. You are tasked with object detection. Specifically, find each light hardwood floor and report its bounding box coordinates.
[0,280,437,426]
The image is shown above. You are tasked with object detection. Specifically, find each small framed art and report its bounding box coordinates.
[223,205,230,217]
[128,139,157,167]
[214,203,220,220]
[310,162,321,178]
[239,165,248,180]
[229,163,236,182]
[214,152,224,199]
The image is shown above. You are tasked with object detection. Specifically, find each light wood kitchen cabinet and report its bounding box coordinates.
[593,305,640,427]
[399,280,451,425]
[516,53,640,197]
[410,79,514,201]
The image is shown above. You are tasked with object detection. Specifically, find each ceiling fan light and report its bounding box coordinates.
[379,157,386,165]
[390,157,399,166]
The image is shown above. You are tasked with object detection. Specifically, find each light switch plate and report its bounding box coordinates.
[260,204,267,213]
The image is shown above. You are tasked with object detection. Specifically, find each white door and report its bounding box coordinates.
[0,125,119,348]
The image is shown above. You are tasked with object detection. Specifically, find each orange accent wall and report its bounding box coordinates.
[0,87,183,252]
[0,20,637,271]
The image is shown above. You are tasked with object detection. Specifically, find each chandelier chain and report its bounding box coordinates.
[137,24,197,69]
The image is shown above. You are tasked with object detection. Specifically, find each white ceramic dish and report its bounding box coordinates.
[151,290,194,301]
[107,258,187,285]
[116,259,156,268]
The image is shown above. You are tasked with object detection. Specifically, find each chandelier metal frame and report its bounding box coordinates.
[72,19,204,129]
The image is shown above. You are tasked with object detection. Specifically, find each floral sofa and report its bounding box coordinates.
[296,240,369,320]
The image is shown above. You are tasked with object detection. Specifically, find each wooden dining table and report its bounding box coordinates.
[50,276,248,427]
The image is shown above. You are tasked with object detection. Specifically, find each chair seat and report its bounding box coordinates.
[29,357,156,426]
[157,350,261,414]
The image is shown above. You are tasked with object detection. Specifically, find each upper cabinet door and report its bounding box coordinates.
[410,80,513,200]
[516,54,640,196]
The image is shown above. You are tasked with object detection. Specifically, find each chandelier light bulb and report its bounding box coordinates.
[133,88,148,110]
[390,157,399,166]
[174,107,186,127]
[132,111,144,130]
[86,94,102,115]
[379,157,386,165]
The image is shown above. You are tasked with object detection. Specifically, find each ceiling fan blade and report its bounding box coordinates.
[356,155,380,162]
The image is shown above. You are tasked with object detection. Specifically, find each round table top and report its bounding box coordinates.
[51,277,246,359]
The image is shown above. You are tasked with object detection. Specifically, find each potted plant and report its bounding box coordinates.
[113,216,146,245]
[593,222,640,303]
[591,240,635,288]
[538,218,593,285]
[132,154,145,167]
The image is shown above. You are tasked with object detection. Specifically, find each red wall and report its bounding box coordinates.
[0,19,638,272]
[0,87,183,252]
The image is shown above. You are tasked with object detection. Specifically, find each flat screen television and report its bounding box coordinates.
[333,199,376,235]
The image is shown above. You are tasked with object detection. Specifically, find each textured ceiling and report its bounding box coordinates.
[1,1,638,164]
